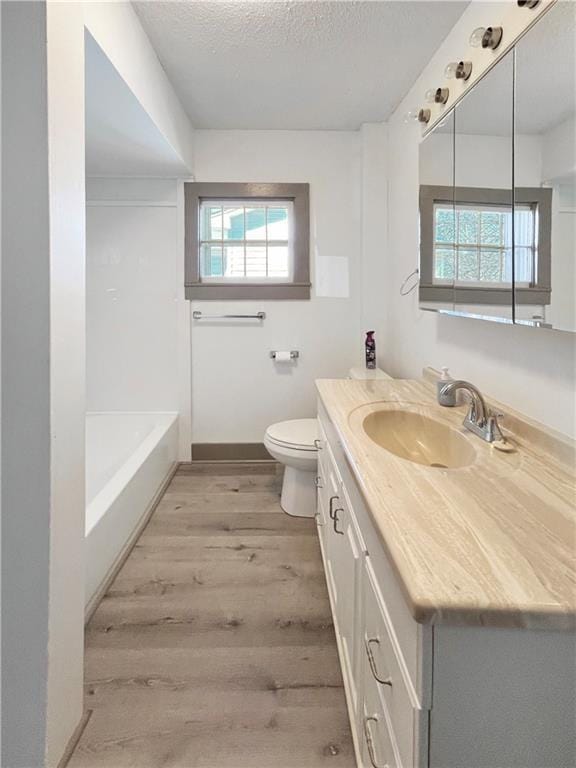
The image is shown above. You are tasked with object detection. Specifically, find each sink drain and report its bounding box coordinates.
[430,462,448,469]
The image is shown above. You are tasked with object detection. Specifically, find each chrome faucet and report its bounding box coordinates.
[439,380,504,443]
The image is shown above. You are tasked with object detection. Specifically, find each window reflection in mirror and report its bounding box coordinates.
[419,53,516,321]
[453,50,514,321]
[514,1,576,332]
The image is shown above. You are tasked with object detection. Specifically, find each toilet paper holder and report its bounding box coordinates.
[270,350,299,360]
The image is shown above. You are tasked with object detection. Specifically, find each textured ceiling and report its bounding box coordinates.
[133,0,469,130]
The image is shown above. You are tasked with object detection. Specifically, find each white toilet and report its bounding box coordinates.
[264,418,319,517]
[264,366,390,518]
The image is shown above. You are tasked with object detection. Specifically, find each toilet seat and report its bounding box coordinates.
[265,418,318,452]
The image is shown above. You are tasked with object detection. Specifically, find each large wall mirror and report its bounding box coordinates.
[419,113,455,311]
[515,2,575,332]
[419,1,575,332]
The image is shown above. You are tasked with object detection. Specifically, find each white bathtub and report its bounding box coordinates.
[85,411,178,612]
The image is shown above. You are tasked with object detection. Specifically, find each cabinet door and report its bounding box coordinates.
[316,443,339,555]
[330,487,366,718]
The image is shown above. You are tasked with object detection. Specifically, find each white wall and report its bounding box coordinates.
[542,115,576,183]
[86,178,192,458]
[2,4,52,764]
[83,1,194,172]
[369,4,576,438]
[191,130,363,444]
[1,3,86,766]
[2,2,195,765]
[360,123,389,336]
[45,4,86,764]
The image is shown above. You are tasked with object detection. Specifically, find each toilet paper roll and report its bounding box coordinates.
[274,351,292,362]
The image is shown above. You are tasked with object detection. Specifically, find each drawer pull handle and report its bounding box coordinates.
[332,508,345,535]
[365,637,393,686]
[363,716,390,768]
[314,439,323,449]
[329,495,339,519]
[314,476,323,488]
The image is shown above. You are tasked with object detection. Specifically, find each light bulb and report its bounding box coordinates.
[469,27,486,47]
[445,61,473,81]
[404,110,420,124]
[470,26,503,50]
[424,87,449,105]
[444,62,458,79]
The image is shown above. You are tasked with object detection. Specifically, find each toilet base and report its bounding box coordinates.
[280,466,316,518]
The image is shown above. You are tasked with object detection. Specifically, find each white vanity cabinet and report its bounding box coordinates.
[316,399,576,768]
[316,419,366,722]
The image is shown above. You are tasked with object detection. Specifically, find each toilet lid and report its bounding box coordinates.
[265,418,318,450]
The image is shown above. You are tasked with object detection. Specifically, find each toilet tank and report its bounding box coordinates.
[348,366,392,380]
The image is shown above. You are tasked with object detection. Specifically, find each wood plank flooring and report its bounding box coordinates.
[69,462,355,768]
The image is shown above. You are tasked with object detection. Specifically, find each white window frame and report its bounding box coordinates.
[199,199,294,283]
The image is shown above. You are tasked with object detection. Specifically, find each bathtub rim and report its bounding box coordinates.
[84,461,178,624]
[85,410,178,537]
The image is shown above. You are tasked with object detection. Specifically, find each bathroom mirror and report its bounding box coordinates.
[514,2,576,332]
[419,53,514,321]
[418,112,455,311]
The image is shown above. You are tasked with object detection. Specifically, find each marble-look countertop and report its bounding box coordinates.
[316,377,576,631]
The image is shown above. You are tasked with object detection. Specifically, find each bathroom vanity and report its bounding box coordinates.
[315,374,575,768]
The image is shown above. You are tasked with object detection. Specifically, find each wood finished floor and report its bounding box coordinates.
[69,462,355,768]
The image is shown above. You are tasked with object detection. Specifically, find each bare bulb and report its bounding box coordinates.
[425,88,437,104]
[469,27,486,47]
[404,110,420,124]
[445,60,473,81]
[444,62,458,79]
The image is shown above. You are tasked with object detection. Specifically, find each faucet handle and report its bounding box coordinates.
[486,410,505,442]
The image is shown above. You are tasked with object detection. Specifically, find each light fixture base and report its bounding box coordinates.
[434,87,450,104]
[418,108,431,124]
[482,26,503,50]
[455,61,473,81]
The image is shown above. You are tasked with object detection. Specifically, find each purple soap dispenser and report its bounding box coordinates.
[365,331,376,370]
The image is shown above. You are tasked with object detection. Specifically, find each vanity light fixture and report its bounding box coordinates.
[469,26,503,50]
[418,108,431,124]
[517,0,540,7]
[425,87,450,105]
[404,108,431,124]
[444,60,473,81]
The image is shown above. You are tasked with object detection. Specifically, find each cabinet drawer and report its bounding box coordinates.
[362,664,400,768]
[364,558,427,768]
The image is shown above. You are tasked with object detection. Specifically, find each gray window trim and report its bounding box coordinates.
[184,182,310,300]
[419,184,552,305]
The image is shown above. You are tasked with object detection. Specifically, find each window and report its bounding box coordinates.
[433,202,536,287]
[419,185,552,305]
[185,182,310,300]
[199,200,292,280]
